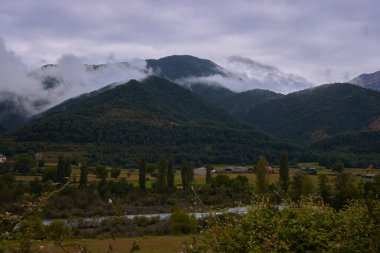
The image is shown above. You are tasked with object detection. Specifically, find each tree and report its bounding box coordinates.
[301,174,313,196]
[14,153,35,174]
[94,165,108,179]
[138,156,147,190]
[181,160,194,191]
[256,156,268,196]
[318,174,331,203]
[156,155,167,191]
[331,161,344,173]
[79,163,88,188]
[42,167,57,182]
[206,165,213,185]
[167,158,175,189]
[289,171,313,201]
[170,207,197,234]
[279,151,289,193]
[56,155,71,185]
[333,172,358,209]
[110,167,121,178]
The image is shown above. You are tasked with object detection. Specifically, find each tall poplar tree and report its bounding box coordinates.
[79,163,88,188]
[279,151,289,193]
[256,156,268,196]
[167,158,175,189]
[156,155,167,191]
[139,156,146,190]
[56,155,71,185]
[181,160,194,190]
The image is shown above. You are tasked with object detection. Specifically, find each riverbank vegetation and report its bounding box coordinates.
[0,152,379,252]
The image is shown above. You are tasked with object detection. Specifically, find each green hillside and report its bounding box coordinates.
[213,89,284,114]
[8,76,292,165]
[238,83,380,143]
[146,55,224,80]
[311,131,380,167]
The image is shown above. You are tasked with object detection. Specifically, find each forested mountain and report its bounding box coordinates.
[311,131,380,167]
[8,76,293,165]
[146,55,225,80]
[183,82,283,114]
[349,70,380,91]
[185,83,235,104]
[233,83,380,143]
[212,89,284,114]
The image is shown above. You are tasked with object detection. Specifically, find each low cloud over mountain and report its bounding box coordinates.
[0,37,311,119]
[177,56,312,94]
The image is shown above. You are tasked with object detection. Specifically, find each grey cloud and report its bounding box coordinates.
[176,56,312,94]
[0,37,150,115]
[0,0,379,86]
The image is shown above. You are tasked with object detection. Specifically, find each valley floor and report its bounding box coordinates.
[10,235,194,253]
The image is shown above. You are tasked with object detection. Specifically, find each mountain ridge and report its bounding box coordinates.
[8,76,293,165]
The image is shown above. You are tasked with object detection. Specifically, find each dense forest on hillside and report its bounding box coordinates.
[6,76,294,166]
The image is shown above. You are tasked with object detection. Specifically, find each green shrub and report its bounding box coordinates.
[170,207,197,234]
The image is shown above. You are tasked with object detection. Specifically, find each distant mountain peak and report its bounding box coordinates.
[349,70,380,91]
[146,55,225,80]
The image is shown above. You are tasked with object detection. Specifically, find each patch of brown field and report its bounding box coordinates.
[15,175,42,181]
[35,235,194,253]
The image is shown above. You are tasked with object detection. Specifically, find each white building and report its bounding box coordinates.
[223,166,248,173]
[0,154,6,163]
[194,167,207,175]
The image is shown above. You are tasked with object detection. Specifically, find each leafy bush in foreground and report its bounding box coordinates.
[187,197,379,253]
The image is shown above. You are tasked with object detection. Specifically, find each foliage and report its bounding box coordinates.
[56,154,71,184]
[289,172,314,201]
[156,156,167,192]
[237,83,380,143]
[181,160,194,190]
[170,207,197,234]
[331,161,344,173]
[191,198,380,253]
[14,153,35,174]
[110,167,121,178]
[167,158,174,190]
[79,164,88,188]
[146,55,223,80]
[94,165,108,179]
[42,167,57,182]
[333,171,359,209]
[255,156,268,196]
[279,151,289,193]
[7,76,294,166]
[318,174,331,203]
[138,156,146,190]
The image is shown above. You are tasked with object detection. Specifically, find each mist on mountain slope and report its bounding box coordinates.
[0,37,149,115]
[1,37,312,117]
[176,56,313,94]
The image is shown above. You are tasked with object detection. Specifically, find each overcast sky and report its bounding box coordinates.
[0,0,379,85]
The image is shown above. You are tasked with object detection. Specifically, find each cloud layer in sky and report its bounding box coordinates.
[0,0,379,85]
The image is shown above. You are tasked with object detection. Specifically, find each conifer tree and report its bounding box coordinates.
[139,156,146,190]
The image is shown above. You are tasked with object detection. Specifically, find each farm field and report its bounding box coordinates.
[29,235,194,253]
[14,163,371,189]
